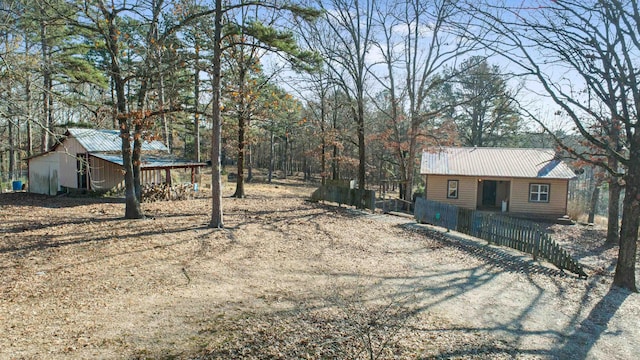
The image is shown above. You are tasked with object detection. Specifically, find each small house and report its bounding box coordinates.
[26,128,206,195]
[420,147,576,219]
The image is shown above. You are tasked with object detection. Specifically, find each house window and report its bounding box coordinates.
[529,183,550,202]
[447,180,459,199]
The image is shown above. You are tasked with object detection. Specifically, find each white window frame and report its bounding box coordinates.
[529,183,550,203]
[447,180,459,199]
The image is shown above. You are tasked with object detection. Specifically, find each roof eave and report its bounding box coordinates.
[421,172,576,180]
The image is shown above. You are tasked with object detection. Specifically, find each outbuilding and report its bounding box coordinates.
[26,128,206,195]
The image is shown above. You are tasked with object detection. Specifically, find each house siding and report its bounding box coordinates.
[509,178,568,217]
[426,175,569,217]
[426,175,477,209]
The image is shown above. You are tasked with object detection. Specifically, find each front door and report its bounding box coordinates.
[482,180,497,207]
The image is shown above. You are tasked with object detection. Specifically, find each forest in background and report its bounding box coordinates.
[0,1,574,188]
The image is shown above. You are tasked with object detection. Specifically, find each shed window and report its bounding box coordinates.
[447,180,459,199]
[529,183,549,202]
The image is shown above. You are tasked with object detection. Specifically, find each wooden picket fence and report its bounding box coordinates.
[311,185,376,211]
[415,198,587,278]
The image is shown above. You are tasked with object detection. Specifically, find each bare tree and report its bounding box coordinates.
[309,0,376,196]
[465,0,639,291]
[370,0,479,201]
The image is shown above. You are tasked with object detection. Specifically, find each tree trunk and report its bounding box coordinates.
[332,142,339,181]
[159,73,169,153]
[133,122,143,202]
[357,100,366,193]
[607,173,621,244]
[27,120,33,157]
[282,134,288,179]
[8,118,15,182]
[268,130,274,183]
[40,16,52,152]
[25,73,33,156]
[303,144,309,181]
[233,65,247,198]
[321,117,326,185]
[0,152,4,184]
[613,162,639,292]
[209,0,224,228]
[588,179,601,224]
[247,145,253,182]
[288,138,294,176]
[194,43,201,164]
[121,125,142,218]
[111,78,117,129]
[116,76,142,219]
[134,80,148,204]
[332,104,339,181]
[102,6,143,219]
[404,117,421,204]
[233,113,246,198]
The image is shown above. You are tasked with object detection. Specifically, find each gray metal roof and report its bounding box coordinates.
[91,153,207,169]
[67,128,169,153]
[420,147,577,179]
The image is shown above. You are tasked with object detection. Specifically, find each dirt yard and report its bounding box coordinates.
[1,179,638,359]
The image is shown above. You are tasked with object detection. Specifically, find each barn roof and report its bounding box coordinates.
[90,153,206,169]
[66,128,169,153]
[420,147,576,179]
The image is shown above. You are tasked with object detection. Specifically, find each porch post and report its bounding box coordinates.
[85,153,90,190]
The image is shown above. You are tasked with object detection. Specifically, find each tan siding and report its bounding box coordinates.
[426,175,569,217]
[54,137,89,189]
[426,175,477,209]
[509,179,568,217]
[55,137,85,156]
[58,152,78,188]
[87,158,169,191]
[89,157,123,190]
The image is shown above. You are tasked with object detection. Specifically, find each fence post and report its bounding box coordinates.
[533,232,540,261]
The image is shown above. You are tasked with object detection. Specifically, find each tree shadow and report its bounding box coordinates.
[555,287,632,360]
[0,192,124,208]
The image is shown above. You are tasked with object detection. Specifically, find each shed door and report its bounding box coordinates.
[77,154,88,189]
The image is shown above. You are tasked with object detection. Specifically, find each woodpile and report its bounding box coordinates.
[141,183,197,202]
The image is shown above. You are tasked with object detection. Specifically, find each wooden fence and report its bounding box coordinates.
[377,197,413,213]
[415,198,587,278]
[311,185,376,211]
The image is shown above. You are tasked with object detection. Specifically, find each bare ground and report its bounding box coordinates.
[1,179,638,359]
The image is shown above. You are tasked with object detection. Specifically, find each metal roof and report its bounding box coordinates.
[420,147,577,179]
[67,128,169,153]
[91,153,207,169]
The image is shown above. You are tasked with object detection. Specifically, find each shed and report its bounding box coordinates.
[420,147,577,219]
[26,128,206,195]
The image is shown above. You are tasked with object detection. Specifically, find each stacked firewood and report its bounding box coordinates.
[141,183,196,202]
